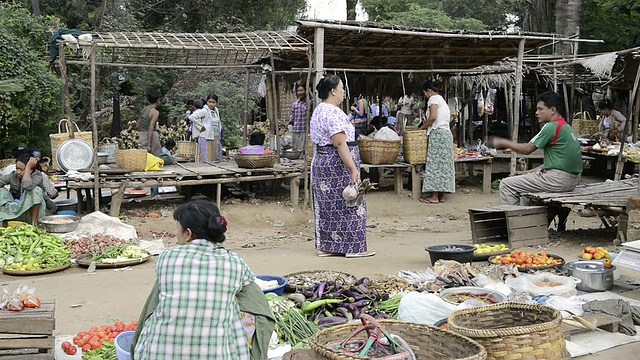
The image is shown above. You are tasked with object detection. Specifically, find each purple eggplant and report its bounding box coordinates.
[356,277,371,286]
[335,306,353,321]
[352,299,371,308]
[318,316,348,327]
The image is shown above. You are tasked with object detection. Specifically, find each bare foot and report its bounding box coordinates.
[419,198,440,204]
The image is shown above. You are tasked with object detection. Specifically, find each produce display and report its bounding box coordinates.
[474,244,509,255]
[578,246,611,261]
[0,225,71,271]
[90,244,148,264]
[442,292,500,304]
[491,251,563,268]
[285,270,357,291]
[62,234,129,259]
[67,320,137,354]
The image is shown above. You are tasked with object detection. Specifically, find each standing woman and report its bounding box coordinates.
[350,97,368,137]
[419,80,455,204]
[207,94,223,161]
[137,89,163,156]
[189,99,212,162]
[310,74,375,258]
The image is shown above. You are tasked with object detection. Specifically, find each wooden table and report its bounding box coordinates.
[65,161,302,215]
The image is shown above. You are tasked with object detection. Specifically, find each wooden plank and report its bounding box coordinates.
[470,212,507,221]
[506,213,547,229]
[0,336,53,349]
[509,225,548,243]
[0,300,54,335]
[0,352,52,360]
[474,227,509,239]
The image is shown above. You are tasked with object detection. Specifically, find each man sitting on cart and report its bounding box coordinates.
[491,92,582,230]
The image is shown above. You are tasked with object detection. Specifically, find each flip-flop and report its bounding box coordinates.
[317,251,341,257]
[345,251,376,258]
[419,198,440,204]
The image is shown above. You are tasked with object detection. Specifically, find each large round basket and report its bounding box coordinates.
[448,302,567,360]
[310,320,486,360]
[175,140,197,159]
[403,129,427,165]
[358,139,401,165]
[115,149,148,171]
[234,154,278,169]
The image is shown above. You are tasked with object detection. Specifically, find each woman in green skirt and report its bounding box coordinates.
[0,154,47,225]
[419,80,455,204]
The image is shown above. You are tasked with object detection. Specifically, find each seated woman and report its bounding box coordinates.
[0,154,50,225]
[132,200,274,360]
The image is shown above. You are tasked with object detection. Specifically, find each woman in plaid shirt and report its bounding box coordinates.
[134,200,254,359]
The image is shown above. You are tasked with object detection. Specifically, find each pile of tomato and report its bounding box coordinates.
[491,251,563,268]
[61,320,138,355]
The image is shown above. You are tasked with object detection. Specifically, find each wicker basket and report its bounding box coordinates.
[403,129,427,164]
[235,154,278,169]
[358,139,401,165]
[310,320,486,360]
[0,159,15,169]
[176,140,197,159]
[448,303,567,360]
[50,119,94,170]
[115,149,148,171]
[98,138,118,158]
[306,137,315,166]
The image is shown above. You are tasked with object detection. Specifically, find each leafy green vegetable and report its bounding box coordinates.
[82,342,117,360]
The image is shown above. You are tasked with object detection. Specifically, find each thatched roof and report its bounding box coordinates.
[61,31,311,68]
[275,19,599,72]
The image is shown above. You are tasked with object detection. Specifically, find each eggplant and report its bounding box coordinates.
[356,284,370,294]
[302,289,314,298]
[352,299,371,308]
[335,306,353,321]
[318,316,348,327]
[339,303,357,313]
[381,293,390,301]
[356,277,371,286]
[317,281,327,299]
[288,293,306,304]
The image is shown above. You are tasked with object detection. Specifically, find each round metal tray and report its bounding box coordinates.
[57,139,94,171]
[76,253,151,268]
[3,262,70,276]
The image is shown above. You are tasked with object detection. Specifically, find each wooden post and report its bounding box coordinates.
[58,43,75,138]
[243,69,249,146]
[615,65,640,181]
[467,90,474,143]
[90,44,100,212]
[269,54,279,154]
[303,48,313,211]
[510,39,525,175]
[313,28,325,104]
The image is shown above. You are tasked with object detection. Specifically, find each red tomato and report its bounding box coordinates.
[110,325,118,332]
[67,346,77,355]
[77,331,89,338]
[82,344,91,353]
[97,331,106,338]
[89,326,98,334]
[99,325,108,332]
[72,336,81,345]
[89,341,102,350]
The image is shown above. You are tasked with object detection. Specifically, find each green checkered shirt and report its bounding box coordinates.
[134,240,254,359]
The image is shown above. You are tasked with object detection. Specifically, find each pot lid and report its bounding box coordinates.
[568,261,611,272]
[57,139,94,172]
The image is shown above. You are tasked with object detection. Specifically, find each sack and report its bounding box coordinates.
[505,273,579,298]
[397,291,458,325]
[144,153,164,171]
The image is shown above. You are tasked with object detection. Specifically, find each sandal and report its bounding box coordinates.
[419,198,440,204]
[345,251,376,258]
[317,250,341,257]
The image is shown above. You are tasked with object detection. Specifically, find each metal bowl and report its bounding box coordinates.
[38,215,80,233]
[281,149,301,160]
[97,152,109,164]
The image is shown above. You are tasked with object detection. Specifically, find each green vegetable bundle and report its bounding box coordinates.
[0,224,71,270]
[82,342,117,360]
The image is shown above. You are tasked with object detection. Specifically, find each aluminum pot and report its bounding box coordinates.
[566,261,615,292]
[38,215,80,233]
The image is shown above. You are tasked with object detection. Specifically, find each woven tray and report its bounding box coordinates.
[283,270,358,292]
[310,320,487,360]
[234,154,278,169]
[488,253,565,272]
[448,303,566,360]
[76,253,150,268]
[3,262,70,276]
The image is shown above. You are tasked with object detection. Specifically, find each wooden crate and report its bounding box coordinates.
[0,299,55,359]
[469,205,548,248]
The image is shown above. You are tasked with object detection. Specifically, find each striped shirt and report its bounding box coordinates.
[289,99,309,133]
[134,240,254,360]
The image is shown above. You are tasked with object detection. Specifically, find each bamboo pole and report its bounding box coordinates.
[615,64,640,181]
[66,60,261,69]
[243,69,249,146]
[634,64,640,144]
[90,44,100,212]
[308,67,516,75]
[58,43,75,138]
[509,39,525,175]
[303,47,313,211]
[269,53,279,154]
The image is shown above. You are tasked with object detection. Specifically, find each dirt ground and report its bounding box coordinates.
[1,179,638,359]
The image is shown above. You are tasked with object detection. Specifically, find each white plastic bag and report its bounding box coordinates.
[505,273,579,298]
[373,127,400,141]
[397,291,458,325]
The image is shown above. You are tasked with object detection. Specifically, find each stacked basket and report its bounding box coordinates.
[175,141,197,160]
[310,320,487,360]
[403,129,427,164]
[358,139,401,165]
[448,303,567,360]
[115,149,148,171]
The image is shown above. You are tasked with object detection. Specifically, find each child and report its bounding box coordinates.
[159,140,176,165]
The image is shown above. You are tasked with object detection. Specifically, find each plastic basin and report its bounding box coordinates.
[239,145,265,155]
[256,275,287,295]
[115,331,135,360]
[57,210,77,216]
[425,245,476,266]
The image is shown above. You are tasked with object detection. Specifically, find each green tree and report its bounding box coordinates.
[582,0,640,52]
[0,2,61,158]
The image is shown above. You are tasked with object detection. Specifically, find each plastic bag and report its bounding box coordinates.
[144,153,164,171]
[476,91,485,117]
[397,291,458,325]
[373,127,400,141]
[21,285,41,308]
[484,89,496,115]
[505,273,579,298]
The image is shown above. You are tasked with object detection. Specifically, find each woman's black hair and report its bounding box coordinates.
[186,99,195,106]
[316,74,341,100]
[422,80,441,93]
[249,132,266,146]
[598,99,613,110]
[194,99,205,109]
[207,94,219,102]
[536,91,566,118]
[173,200,227,243]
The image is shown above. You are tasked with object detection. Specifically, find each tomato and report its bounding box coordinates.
[67,346,77,355]
[97,331,106,338]
[82,344,91,353]
[110,325,118,332]
[77,331,89,338]
[72,336,81,345]
[99,325,108,332]
[89,326,98,334]
[90,341,102,350]
[76,338,87,347]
